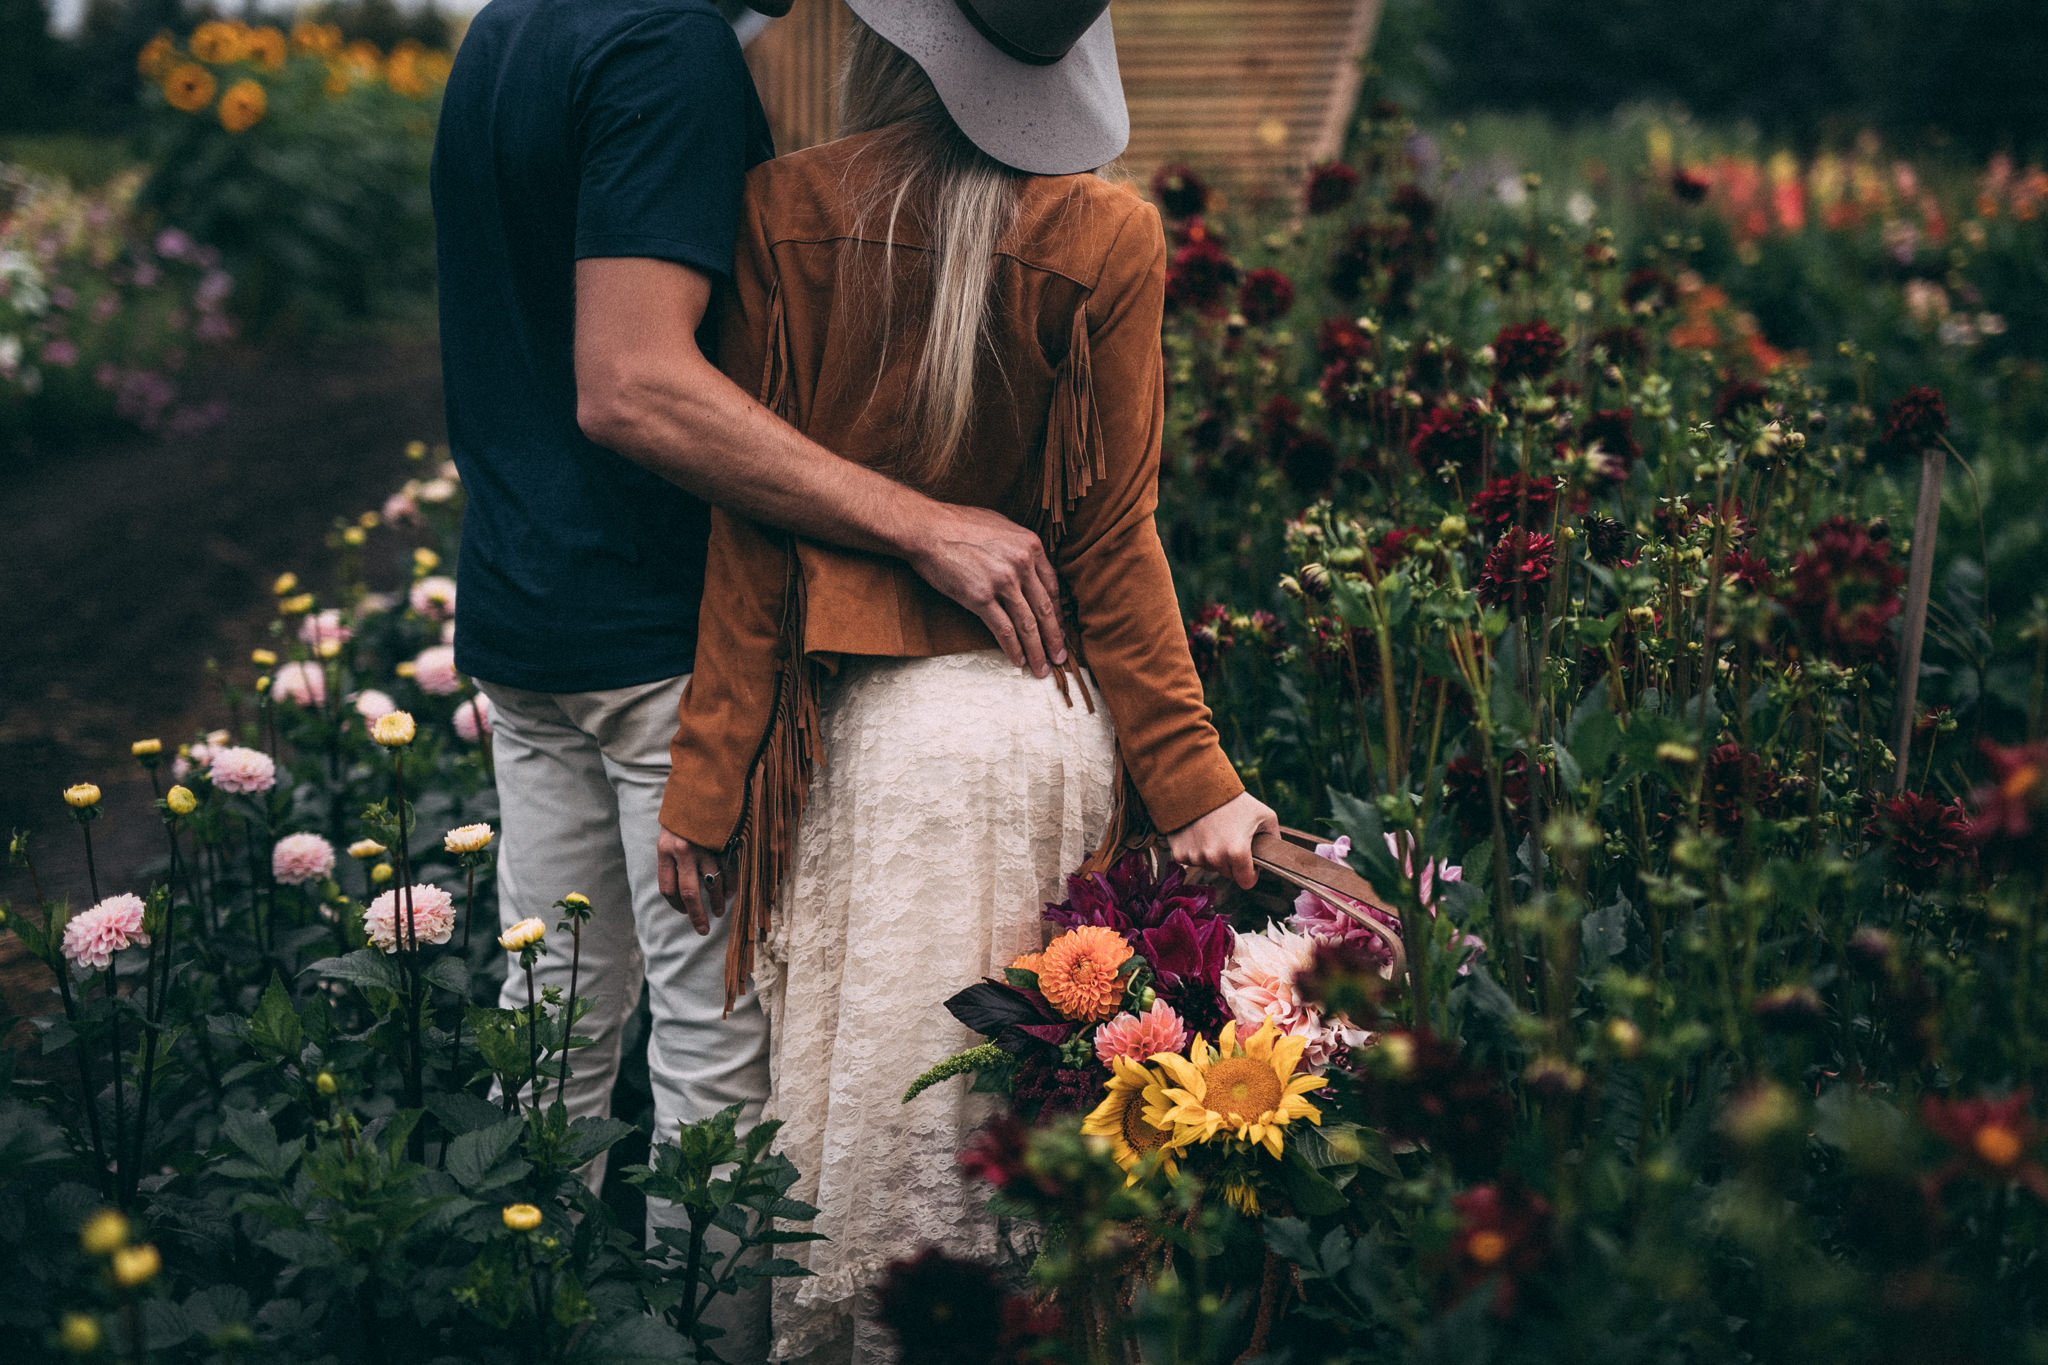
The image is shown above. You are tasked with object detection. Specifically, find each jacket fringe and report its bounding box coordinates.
[1039,303,1108,549]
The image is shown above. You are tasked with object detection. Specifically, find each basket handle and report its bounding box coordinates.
[1250,831,1407,984]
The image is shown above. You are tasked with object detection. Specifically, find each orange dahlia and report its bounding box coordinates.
[1009,950,1046,977]
[218,79,267,134]
[1037,926,1133,1022]
[292,20,342,56]
[163,63,218,114]
[136,33,176,79]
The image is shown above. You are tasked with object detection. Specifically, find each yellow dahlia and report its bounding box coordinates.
[1081,1056,1179,1177]
[1152,1016,1326,1158]
[1036,925,1132,1022]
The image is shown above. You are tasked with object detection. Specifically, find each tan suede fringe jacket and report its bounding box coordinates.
[657,131,1246,1006]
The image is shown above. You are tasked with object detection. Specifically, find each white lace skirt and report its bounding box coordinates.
[758,650,1118,1363]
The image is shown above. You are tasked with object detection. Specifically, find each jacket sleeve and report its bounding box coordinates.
[1054,200,1245,833]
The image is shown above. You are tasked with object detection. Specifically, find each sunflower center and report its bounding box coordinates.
[1466,1230,1510,1267]
[1975,1123,2024,1169]
[1205,1057,1285,1122]
[1121,1097,1166,1153]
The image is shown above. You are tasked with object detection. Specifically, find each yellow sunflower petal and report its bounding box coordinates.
[1241,1016,1279,1063]
[1151,1052,1205,1093]
[1217,1019,1241,1055]
[1269,1030,1309,1079]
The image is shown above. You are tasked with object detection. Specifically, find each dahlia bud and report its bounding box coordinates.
[79,1209,129,1256]
[371,862,394,884]
[63,783,101,810]
[110,1243,162,1288]
[371,711,417,747]
[251,648,278,667]
[130,738,162,762]
[59,1313,101,1355]
[405,440,428,461]
[280,593,315,615]
[413,547,441,573]
[342,525,367,547]
[444,823,494,855]
[316,1070,338,1095]
[1437,514,1468,544]
[272,572,299,596]
[165,785,198,816]
[502,1203,543,1232]
[348,838,386,860]
[1603,1017,1644,1058]
[500,917,547,952]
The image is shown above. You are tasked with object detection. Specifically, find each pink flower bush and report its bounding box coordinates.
[208,745,276,795]
[62,893,149,971]
[1220,923,1372,1070]
[363,883,458,954]
[272,661,326,707]
[453,692,494,743]
[409,575,457,621]
[272,832,337,887]
[353,689,398,721]
[298,609,352,651]
[1094,998,1191,1066]
[413,645,461,696]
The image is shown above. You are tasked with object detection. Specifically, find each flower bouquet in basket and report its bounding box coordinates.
[906,840,1419,1289]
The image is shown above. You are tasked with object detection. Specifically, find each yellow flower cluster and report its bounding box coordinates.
[139,19,453,128]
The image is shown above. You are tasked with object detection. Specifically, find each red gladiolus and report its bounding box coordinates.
[1785,515,1904,664]
[1237,266,1295,325]
[1866,792,1976,890]
[1490,320,1566,384]
[1476,528,1555,616]
[1449,1182,1554,1316]
[1467,474,1557,534]
[1304,161,1361,214]
[1921,1091,2048,1200]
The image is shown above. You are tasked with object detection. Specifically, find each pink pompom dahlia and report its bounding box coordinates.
[63,893,149,971]
[272,660,326,707]
[1094,999,1191,1067]
[453,692,494,743]
[363,883,458,954]
[297,609,352,651]
[208,745,276,795]
[413,644,461,697]
[409,575,457,621]
[272,832,337,887]
[353,689,397,722]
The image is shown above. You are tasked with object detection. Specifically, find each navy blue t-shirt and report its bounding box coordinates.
[431,0,773,693]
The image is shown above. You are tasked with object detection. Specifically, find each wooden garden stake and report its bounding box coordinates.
[1892,446,1944,793]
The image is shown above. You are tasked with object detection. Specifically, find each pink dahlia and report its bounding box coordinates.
[363,883,458,954]
[382,490,421,526]
[413,645,461,697]
[272,660,326,707]
[297,609,351,651]
[409,575,457,621]
[208,745,276,795]
[353,689,397,721]
[62,893,149,971]
[1220,923,1372,1070]
[272,832,337,887]
[1093,999,1191,1067]
[453,692,494,743]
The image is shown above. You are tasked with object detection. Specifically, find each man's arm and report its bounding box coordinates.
[574,256,1067,676]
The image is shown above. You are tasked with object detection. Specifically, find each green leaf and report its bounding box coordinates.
[446,1116,526,1192]
[1280,1148,1350,1217]
[248,973,302,1061]
[307,949,403,995]
[422,954,470,996]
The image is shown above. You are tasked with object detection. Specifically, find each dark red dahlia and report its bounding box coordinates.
[1390,182,1439,229]
[1316,315,1375,363]
[1408,403,1487,483]
[1304,162,1361,215]
[1045,851,1223,936]
[1405,336,1467,395]
[1356,1030,1511,1181]
[1866,791,1976,890]
[1491,320,1566,384]
[1721,550,1775,593]
[1968,739,2048,865]
[1151,163,1211,219]
[1319,356,1396,426]
[1672,168,1711,203]
[1165,234,1239,314]
[958,1114,1037,1196]
[1447,1181,1555,1317]
[1702,742,1780,834]
[1467,473,1557,533]
[1444,751,1543,845]
[1881,385,1949,454]
[876,1248,1015,1365]
[1258,392,1303,447]
[1008,1052,1102,1120]
[1187,602,1232,676]
[1185,406,1229,452]
[1237,266,1295,325]
[1621,268,1677,315]
[1476,528,1555,616]
[1713,380,1770,425]
[1576,407,1640,480]
[1785,515,1905,664]
[1581,512,1632,566]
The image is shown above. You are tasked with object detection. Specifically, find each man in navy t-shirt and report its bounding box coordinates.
[431,0,1070,1320]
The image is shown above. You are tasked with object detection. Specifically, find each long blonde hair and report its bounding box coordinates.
[837,20,1024,488]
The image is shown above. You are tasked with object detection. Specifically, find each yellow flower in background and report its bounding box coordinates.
[500,917,546,952]
[131,738,162,758]
[137,33,176,79]
[251,648,278,667]
[163,62,218,113]
[280,592,315,615]
[64,783,102,809]
[1152,1017,1325,1159]
[324,62,351,98]
[444,823,493,855]
[413,546,440,572]
[371,711,416,747]
[272,572,298,596]
[1081,1056,1179,1177]
[502,1202,542,1231]
[348,839,385,859]
[165,785,198,816]
[344,38,383,78]
[188,19,247,64]
[110,1242,162,1288]
[245,25,287,71]
[292,20,342,55]
[371,862,394,884]
[59,1312,102,1354]
[79,1208,130,1256]
[218,79,267,134]
[386,40,428,98]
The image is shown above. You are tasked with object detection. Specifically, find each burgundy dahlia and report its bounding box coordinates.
[1390,182,1439,228]
[1576,407,1640,480]
[1305,161,1361,215]
[1490,320,1566,384]
[1187,602,1232,676]
[1702,742,1780,834]
[1581,512,1631,566]
[1165,234,1239,314]
[1409,403,1487,483]
[1374,525,1428,573]
[1712,379,1770,425]
[1882,385,1949,454]
[1008,1052,1102,1120]
[1866,791,1975,890]
[1721,549,1774,593]
[1476,528,1556,616]
[1280,427,1339,494]
[1316,315,1375,363]
[1405,336,1467,395]
[1785,515,1905,664]
[1150,163,1211,219]
[875,1249,1013,1365]
[1237,266,1295,325]
[1589,324,1648,366]
[1467,473,1557,534]
[1448,1181,1554,1317]
[1044,850,1222,936]
[1444,751,1542,845]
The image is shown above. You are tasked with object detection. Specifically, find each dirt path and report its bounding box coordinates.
[0,327,446,1028]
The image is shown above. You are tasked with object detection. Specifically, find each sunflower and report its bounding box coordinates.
[217,79,267,134]
[1080,1056,1179,1177]
[1152,1017,1325,1158]
[163,63,218,114]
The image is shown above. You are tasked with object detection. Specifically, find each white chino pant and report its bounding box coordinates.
[480,675,771,1358]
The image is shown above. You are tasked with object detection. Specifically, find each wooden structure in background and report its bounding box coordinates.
[741,0,1382,194]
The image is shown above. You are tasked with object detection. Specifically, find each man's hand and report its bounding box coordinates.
[1166,790,1281,890]
[656,827,725,935]
[908,503,1067,677]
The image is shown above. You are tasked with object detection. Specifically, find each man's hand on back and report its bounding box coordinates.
[901,504,1067,677]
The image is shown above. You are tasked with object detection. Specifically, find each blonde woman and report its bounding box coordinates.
[660,2,1273,1357]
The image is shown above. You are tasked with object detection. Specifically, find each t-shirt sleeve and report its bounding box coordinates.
[572,10,757,277]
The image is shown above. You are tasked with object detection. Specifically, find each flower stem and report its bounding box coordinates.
[523,961,539,1114]
[105,964,126,1204]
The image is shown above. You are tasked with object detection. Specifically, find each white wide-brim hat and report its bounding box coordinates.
[842,0,1130,176]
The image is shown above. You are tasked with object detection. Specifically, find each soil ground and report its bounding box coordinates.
[0,326,446,1031]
